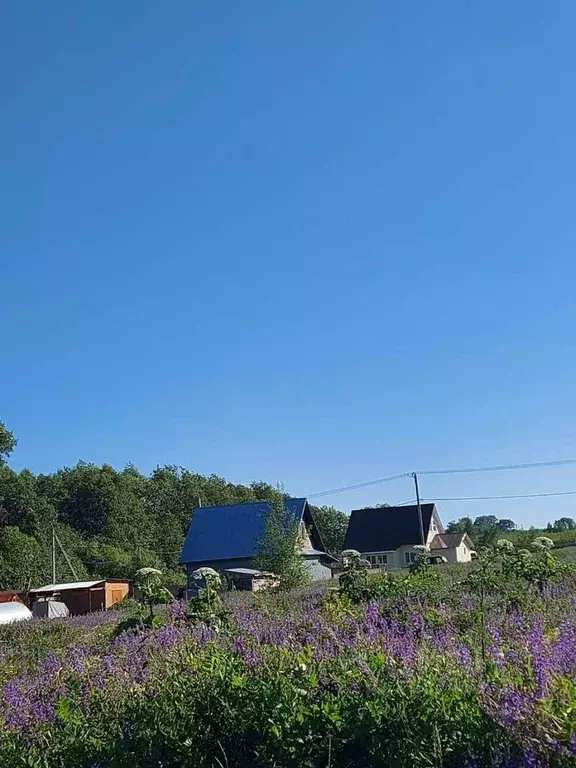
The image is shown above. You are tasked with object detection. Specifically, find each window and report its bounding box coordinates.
[405,552,417,564]
[463,546,467,554]
[377,554,387,565]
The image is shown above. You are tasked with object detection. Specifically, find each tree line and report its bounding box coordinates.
[0,420,348,591]
[446,514,576,548]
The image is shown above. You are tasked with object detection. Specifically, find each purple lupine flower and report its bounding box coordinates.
[100,654,116,673]
[168,599,187,622]
[495,687,532,727]
[42,652,60,674]
[364,601,380,623]
[3,681,24,708]
[153,624,181,648]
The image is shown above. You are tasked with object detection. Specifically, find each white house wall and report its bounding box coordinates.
[363,547,419,569]
[457,541,472,562]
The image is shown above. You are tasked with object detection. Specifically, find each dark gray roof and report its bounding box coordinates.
[343,504,438,552]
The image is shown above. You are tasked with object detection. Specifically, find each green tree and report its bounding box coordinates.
[0,527,46,590]
[0,420,17,466]
[446,517,475,536]
[497,518,516,531]
[551,517,576,532]
[255,498,310,590]
[474,515,499,528]
[310,504,348,555]
[83,542,134,579]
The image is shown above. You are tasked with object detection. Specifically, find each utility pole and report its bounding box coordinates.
[54,530,79,581]
[52,528,57,584]
[411,473,425,545]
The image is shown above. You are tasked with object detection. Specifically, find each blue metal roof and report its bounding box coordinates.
[180,498,308,564]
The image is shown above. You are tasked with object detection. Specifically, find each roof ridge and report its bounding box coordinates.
[194,497,305,512]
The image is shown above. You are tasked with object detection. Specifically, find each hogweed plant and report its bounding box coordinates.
[116,567,173,634]
[186,567,228,630]
[338,549,373,603]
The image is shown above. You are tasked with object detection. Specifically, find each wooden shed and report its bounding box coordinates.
[29,579,130,615]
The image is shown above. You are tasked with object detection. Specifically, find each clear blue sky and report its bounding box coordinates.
[3,1,576,526]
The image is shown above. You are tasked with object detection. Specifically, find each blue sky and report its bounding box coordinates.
[2,1,576,525]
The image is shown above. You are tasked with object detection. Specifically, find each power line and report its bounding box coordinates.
[306,458,576,499]
[418,458,576,476]
[306,472,409,499]
[422,490,576,502]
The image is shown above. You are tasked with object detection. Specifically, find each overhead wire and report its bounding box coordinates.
[422,490,576,502]
[306,473,409,499]
[307,457,576,499]
[417,458,576,476]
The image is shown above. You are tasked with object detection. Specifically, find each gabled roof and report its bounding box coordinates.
[343,503,441,553]
[430,532,474,550]
[180,498,328,564]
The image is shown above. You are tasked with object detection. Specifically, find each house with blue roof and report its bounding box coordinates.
[180,498,334,586]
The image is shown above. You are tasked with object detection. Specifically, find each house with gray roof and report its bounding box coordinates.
[343,503,474,568]
[180,498,334,586]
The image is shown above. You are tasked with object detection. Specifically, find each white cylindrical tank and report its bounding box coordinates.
[0,602,32,625]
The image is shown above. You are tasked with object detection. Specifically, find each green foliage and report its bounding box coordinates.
[0,527,46,591]
[464,538,565,601]
[115,613,165,635]
[255,496,311,590]
[0,420,17,466]
[308,504,348,555]
[114,567,173,634]
[83,542,134,579]
[447,515,519,549]
[186,567,228,629]
[548,517,576,532]
[338,550,442,605]
[446,516,475,535]
[462,538,567,669]
[337,550,374,602]
[134,567,173,619]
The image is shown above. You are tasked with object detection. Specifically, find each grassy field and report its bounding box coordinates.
[503,529,576,547]
[555,545,576,562]
[0,554,575,767]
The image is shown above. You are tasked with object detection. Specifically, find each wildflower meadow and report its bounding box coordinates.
[1,542,576,767]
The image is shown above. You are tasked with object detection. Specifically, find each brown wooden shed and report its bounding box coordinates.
[29,579,130,615]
